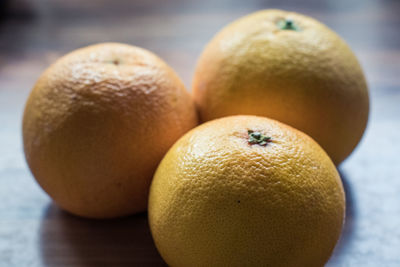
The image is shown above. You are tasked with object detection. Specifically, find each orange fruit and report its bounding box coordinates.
[149,115,345,267]
[192,9,369,165]
[23,43,198,219]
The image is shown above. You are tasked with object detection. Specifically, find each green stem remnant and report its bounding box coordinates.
[277,19,301,31]
[248,130,272,146]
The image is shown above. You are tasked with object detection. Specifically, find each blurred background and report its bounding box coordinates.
[1,0,400,266]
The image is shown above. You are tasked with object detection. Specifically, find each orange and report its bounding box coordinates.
[149,115,345,267]
[23,43,198,219]
[192,9,369,165]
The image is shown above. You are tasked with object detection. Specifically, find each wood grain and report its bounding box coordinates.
[1,0,400,266]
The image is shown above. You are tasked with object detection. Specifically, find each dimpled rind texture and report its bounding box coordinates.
[192,9,369,165]
[149,115,345,267]
[23,43,198,218]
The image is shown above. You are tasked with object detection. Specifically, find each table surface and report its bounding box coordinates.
[1,0,400,266]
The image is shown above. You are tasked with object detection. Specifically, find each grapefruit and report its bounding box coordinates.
[192,9,369,165]
[149,115,345,266]
[23,43,198,218]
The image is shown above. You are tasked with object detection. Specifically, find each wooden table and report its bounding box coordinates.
[1,0,399,266]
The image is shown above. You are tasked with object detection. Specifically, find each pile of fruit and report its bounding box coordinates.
[22,10,369,267]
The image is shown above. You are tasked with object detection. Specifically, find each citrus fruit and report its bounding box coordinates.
[149,115,345,267]
[23,43,198,218]
[192,9,369,165]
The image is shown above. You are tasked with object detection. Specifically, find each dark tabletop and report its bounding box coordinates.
[1,0,400,266]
